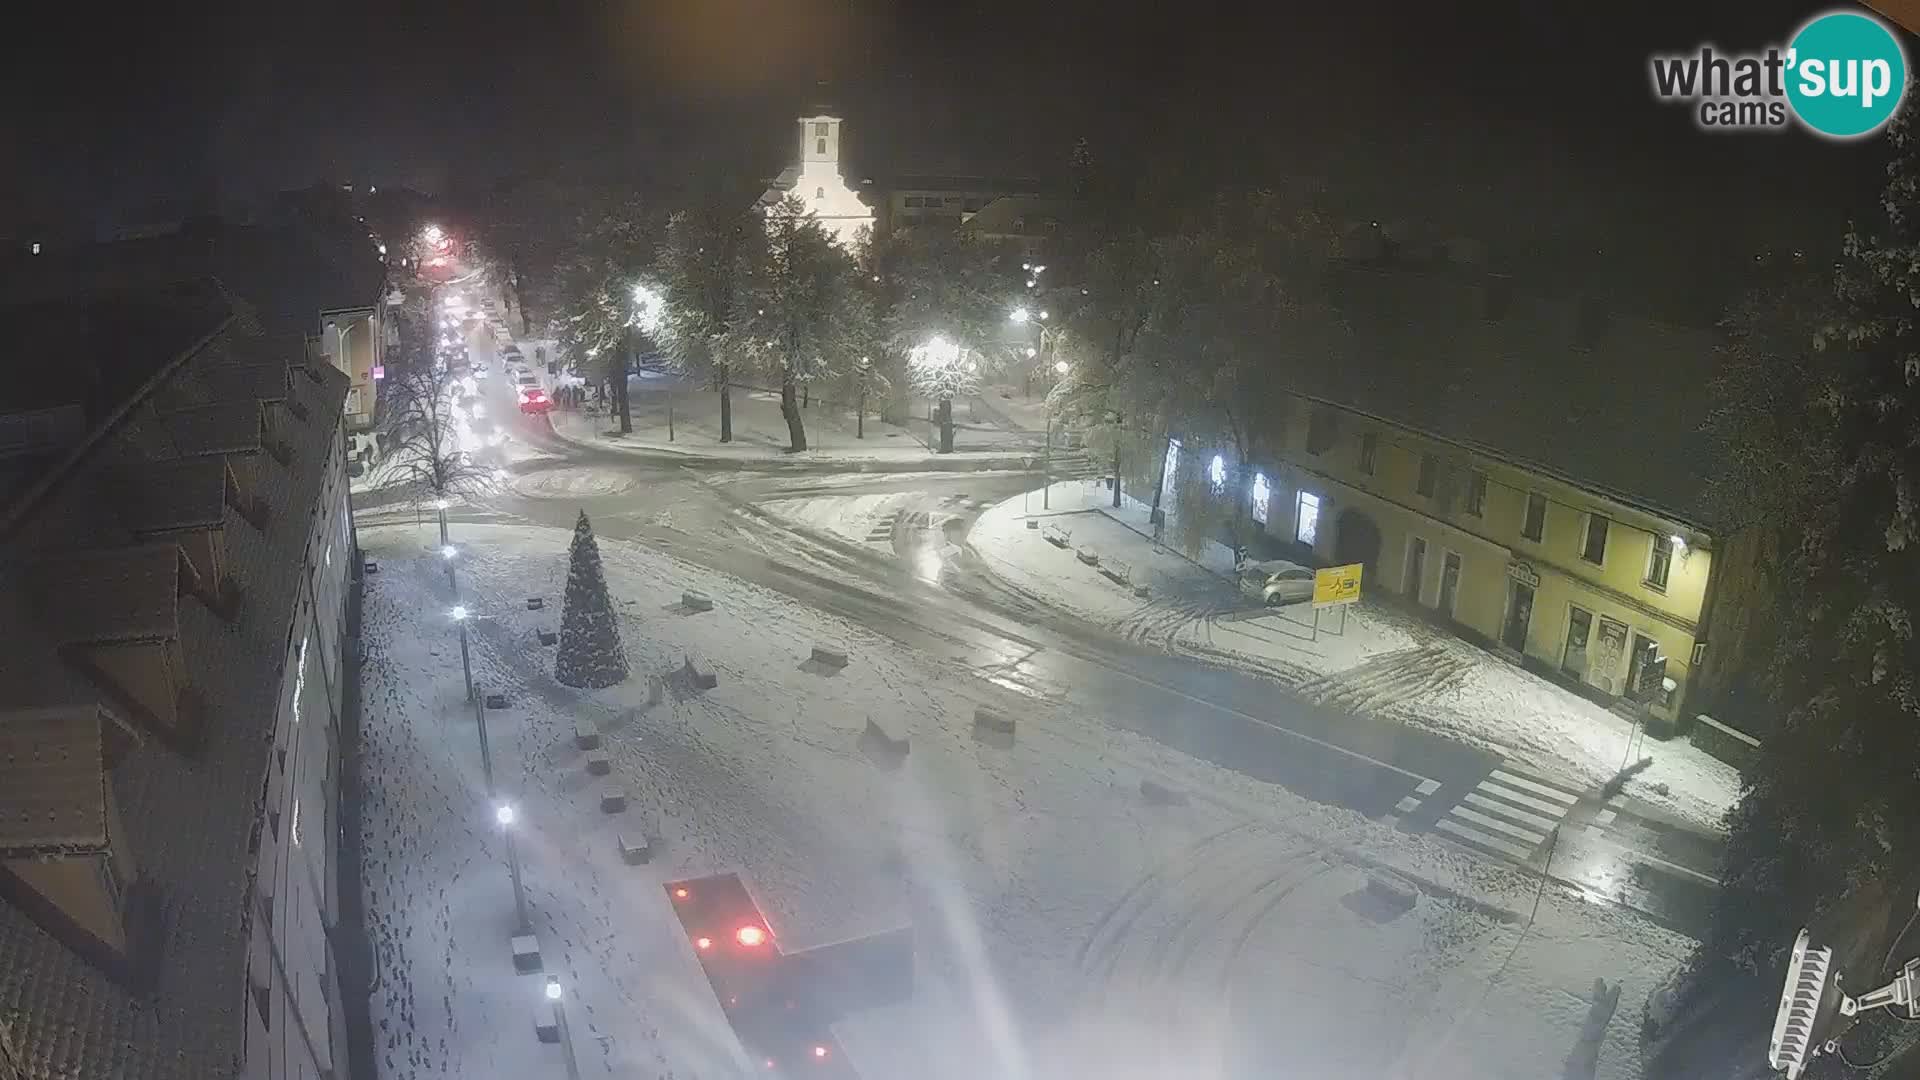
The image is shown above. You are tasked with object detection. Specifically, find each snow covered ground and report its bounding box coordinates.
[968,482,1739,832]
[357,520,1697,1080]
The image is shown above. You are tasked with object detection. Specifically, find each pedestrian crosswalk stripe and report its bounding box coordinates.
[1436,819,1536,861]
[1415,779,1442,796]
[1394,795,1421,814]
[1593,808,1617,826]
[1488,769,1579,804]
[1452,805,1544,843]
[1473,780,1572,818]
[1463,792,1561,833]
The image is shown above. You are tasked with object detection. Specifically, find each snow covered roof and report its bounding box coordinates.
[0,293,348,1079]
[1305,263,1724,527]
[112,459,229,534]
[0,706,111,858]
[26,543,181,644]
[160,401,263,458]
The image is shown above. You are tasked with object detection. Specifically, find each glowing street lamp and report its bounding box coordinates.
[496,801,530,934]
[1054,359,1070,375]
[544,977,582,1080]
[1009,306,1031,324]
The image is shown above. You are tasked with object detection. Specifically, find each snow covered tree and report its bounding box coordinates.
[878,227,1019,452]
[1652,115,1920,1077]
[726,196,870,452]
[374,359,498,517]
[655,200,760,443]
[554,511,629,690]
[551,194,658,433]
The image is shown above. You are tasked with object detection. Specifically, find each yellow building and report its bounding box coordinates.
[1240,262,1729,729]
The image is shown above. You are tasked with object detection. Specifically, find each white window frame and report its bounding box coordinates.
[1405,535,1429,604]
[1294,491,1321,546]
[1580,512,1609,567]
[1644,533,1673,592]
[1521,491,1547,543]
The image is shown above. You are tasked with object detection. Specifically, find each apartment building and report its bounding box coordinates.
[1235,261,1727,728]
[0,277,356,1079]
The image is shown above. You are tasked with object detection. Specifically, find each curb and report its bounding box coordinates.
[542,417,1044,475]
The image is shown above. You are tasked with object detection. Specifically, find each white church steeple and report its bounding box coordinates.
[790,113,872,248]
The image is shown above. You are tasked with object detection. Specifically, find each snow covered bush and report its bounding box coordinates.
[554,510,630,689]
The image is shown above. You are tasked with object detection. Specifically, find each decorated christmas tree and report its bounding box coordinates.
[554,511,629,689]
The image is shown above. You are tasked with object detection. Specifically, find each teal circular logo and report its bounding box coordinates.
[1786,11,1907,139]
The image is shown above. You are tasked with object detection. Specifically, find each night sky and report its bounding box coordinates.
[0,0,1896,284]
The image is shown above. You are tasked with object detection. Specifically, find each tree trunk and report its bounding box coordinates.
[615,362,632,434]
[937,397,954,453]
[780,370,807,452]
[718,365,733,443]
[1112,436,1122,509]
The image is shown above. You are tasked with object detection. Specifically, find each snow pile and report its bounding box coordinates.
[759,492,918,546]
[357,522,1696,1080]
[508,466,636,499]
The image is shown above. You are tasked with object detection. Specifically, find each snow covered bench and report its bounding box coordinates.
[810,644,849,668]
[574,720,601,751]
[1075,547,1100,566]
[1043,524,1072,548]
[600,789,628,814]
[619,834,652,865]
[682,590,714,612]
[585,748,610,775]
[512,934,542,973]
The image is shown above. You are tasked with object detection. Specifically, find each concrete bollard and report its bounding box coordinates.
[534,1002,559,1042]
[585,749,611,775]
[811,645,849,668]
[526,597,544,610]
[600,789,628,814]
[574,720,601,751]
[859,718,910,767]
[511,934,542,973]
[485,692,508,710]
[619,834,652,865]
[1140,779,1188,807]
[1025,519,1040,530]
[972,707,1016,748]
[537,630,558,646]
[682,590,714,612]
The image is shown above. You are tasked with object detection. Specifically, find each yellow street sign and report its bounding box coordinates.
[1313,563,1364,608]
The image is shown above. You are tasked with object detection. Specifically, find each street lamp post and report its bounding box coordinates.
[496,803,531,935]
[546,979,583,1080]
[441,543,458,595]
[434,496,450,545]
[451,605,474,701]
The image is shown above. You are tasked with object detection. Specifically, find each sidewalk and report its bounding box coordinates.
[967,480,1741,832]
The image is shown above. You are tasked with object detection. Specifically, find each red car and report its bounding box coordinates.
[515,375,552,414]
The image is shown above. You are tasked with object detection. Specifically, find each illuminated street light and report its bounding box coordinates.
[1009,306,1031,324]
[450,605,469,622]
[1039,310,1050,321]
[497,801,530,934]
[1025,346,1038,359]
[545,979,562,1002]
[1054,359,1070,375]
[441,544,457,560]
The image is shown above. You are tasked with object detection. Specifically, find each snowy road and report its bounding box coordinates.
[362,317,1723,940]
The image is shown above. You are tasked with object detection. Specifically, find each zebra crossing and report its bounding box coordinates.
[1433,768,1582,862]
[1047,452,1103,481]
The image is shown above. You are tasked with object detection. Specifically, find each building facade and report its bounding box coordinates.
[0,277,356,1080]
[319,305,382,431]
[1153,259,1732,729]
[758,114,875,248]
[1248,391,1712,726]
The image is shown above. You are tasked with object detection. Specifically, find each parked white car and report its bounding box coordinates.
[1237,560,1316,607]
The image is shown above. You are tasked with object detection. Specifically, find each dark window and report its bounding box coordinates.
[1307,409,1339,455]
[905,196,925,208]
[1359,432,1378,474]
[815,138,827,155]
[1522,493,1547,541]
[1466,471,1487,516]
[815,187,825,199]
[1582,514,1609,565]
[814,121,829,137]
[1646,534,1673,590]
[1416,454,1438,497]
